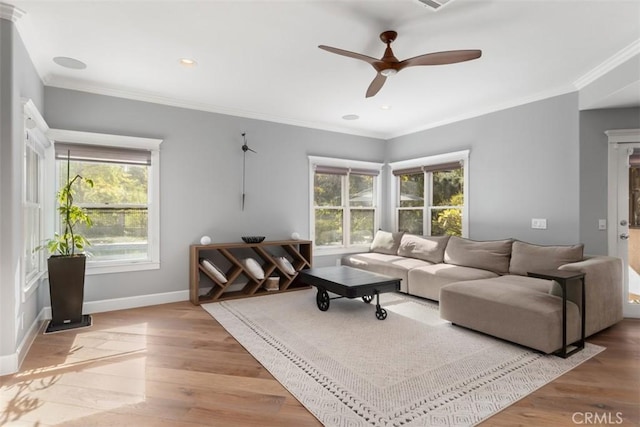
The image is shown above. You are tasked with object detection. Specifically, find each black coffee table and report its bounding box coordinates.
[298,266,401,320]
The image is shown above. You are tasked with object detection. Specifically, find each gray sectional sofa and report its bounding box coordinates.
[341,232,623,354]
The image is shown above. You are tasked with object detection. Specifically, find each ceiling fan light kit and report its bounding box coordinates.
[319,30,481,98]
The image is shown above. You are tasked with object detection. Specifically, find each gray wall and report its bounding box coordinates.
[386,93,581,245]
[579,107,640,255]
[43,87,385,301]
[0,19,44,360]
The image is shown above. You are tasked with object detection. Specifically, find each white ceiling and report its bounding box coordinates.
[9,0,640,139]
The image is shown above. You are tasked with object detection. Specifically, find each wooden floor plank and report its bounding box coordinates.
[1,301,638,426]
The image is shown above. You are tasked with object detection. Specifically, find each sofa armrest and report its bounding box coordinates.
[559,255,623,336]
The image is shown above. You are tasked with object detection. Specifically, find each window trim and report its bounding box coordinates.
[309,155,383,254]
[47,129,162,274]
[389,150,469,237]
[22,99,49,301]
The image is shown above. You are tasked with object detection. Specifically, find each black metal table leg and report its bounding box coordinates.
[374,290,387,320]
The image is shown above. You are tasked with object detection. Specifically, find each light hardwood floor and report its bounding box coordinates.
[1,301,638,426]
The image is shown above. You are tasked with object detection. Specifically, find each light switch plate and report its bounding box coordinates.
[531,218,547,229]
[598,219,607,230]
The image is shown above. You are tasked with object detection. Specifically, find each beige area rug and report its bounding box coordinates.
[203,289,604,427]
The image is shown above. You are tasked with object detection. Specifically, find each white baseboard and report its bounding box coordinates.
[42,289,190,319]
[1,290,189,376]
[0,308,46,376]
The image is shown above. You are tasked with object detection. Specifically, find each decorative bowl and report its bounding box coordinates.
[242,236,266,244]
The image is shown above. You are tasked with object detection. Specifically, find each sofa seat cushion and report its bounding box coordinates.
[408,264,499,301]
[439,277,580,354]
[341,253,431,293]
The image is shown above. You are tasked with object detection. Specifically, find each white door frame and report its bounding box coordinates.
[606,128,640,318]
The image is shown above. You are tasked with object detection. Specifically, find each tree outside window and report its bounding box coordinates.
[396,164,464,237]
[313,165,379,248]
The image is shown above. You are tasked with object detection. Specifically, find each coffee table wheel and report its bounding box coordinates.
[375,307,387,320]
[362,295,373,304]
[316,289,330,311]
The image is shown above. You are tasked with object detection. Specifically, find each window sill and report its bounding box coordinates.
[314,246,370,256]
[86,260,160,275]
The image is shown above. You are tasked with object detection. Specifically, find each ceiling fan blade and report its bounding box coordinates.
[399,49,482,70]
[318,45,380,65]
[366,74,387,98]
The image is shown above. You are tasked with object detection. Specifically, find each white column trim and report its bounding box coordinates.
[0,3,25,23]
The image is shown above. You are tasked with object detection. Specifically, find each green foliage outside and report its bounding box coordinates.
[384,167,464,237]
[43,160,94,256]
[61,161,149,248]
[314,173,375,245]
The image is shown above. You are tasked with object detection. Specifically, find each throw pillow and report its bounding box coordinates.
[370,230,405,255]
[398,234,450,263]
[509,241,584,276]
[242,258,265,280]
[199,258,228,283]
[274,256,296,275]
[444,236,513,274]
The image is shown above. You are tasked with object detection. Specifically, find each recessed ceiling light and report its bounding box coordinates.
[53,56,86,70]
[179,58,197,67]
[342,114,359,120]
[380,105,392,110]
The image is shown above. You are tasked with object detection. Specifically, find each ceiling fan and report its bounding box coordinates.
[318,30,482,98]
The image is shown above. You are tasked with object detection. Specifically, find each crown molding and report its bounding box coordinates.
[0,3,25,23]
[43,76,387,140]
[574,39,640,90]
[388,85,577,139]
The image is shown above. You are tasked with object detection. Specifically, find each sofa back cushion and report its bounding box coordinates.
[444,236,513,274]
[370,230,405,255]
[509,241,584,276]
[398,234,450,263]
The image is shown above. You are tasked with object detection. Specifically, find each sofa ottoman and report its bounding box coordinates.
[439,275,581,354]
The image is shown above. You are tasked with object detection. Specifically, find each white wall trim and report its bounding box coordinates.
[607,129,640,254]
[605,128,640,144]
[42,290,189,319]
[43,78,387,139]
[0,308,46,376]
[574,39,640,90]
[0,3,25,23]
[47,128,162,151]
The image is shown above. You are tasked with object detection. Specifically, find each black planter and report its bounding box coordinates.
[47,255,90,331]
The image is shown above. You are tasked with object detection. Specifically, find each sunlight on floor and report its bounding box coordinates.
[629,266,640,303]
[0,323,148,426]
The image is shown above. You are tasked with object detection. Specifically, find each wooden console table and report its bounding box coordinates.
[189,240,312,305]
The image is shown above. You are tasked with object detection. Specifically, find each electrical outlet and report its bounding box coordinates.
[598,219,607,230]
[531,218,547,229]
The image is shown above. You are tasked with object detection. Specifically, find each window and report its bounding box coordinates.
[49,129,162,273]
[310,156,382,250]
[23,116,45,293]
[391,150,469,237]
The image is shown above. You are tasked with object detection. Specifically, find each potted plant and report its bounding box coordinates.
[42,152,94,332]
